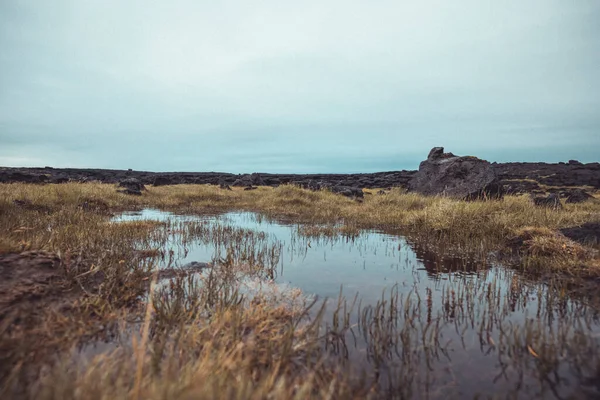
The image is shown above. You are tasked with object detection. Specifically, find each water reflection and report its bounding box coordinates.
[113,209,600,399]
[411,244,486,277]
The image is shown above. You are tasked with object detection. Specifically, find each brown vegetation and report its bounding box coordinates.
[1,182,599,399]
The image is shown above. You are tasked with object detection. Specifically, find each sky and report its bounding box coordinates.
[1,0,599,173]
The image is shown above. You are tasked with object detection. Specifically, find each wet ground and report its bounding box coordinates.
[109,209,600,399]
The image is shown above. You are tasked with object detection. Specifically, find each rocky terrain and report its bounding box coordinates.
[0,167,417,189]
[1,150,598,194]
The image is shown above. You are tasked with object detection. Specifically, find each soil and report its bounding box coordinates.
[0,251,77,384]
[0,251,69,326]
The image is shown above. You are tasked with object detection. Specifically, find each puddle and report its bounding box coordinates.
[114,209,451,301]
[110,209,600,399]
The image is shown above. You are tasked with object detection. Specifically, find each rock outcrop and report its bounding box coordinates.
[564,189,594,204]
[408,147,504,200]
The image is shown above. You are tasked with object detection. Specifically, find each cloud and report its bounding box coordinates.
[1,0,598,171]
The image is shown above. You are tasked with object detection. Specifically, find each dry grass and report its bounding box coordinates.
[1,182,600,399]
[1,181,599,277]
[297,224,361,239]
[513,227,587,259]
[3,181,599,226]
[32,299,372,400]
[511,227,599,276]
[28,265,600,400]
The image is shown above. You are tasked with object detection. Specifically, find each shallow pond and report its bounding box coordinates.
[113,209,600,399]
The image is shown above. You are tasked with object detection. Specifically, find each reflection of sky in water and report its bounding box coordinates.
[114,209,600,399]
[115,210,436,301]
[112,209,588,319]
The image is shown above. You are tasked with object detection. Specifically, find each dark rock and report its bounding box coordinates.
[250,173,266,186]
[232,173,266,187]
[560,223,600,246]
[218,178,233,191]
[564,189,594,204]
[568,160,583,166]
[0,159,597,193]
[153,175,174,186]
[494,162,600,189]
[427,147,456,160]
[428,147,444,159]
[464,181,504,201]
[243,186,257,191]
[408,147,504,200]
[532,193,563,210]
[504,180,541,195]
[118,178,145,192]
[51,175,69,184]
[232,178,249,187]
[4,172,43,184]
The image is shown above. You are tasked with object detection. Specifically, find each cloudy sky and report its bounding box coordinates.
[1,1,598,173]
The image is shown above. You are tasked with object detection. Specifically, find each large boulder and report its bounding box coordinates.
[408,147,504,200]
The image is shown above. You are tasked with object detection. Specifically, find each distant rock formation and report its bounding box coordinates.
[408,147,504,200]
[1,154,598,193]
